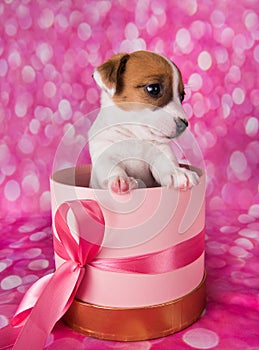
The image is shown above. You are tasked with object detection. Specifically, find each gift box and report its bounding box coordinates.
[50,164,206,341]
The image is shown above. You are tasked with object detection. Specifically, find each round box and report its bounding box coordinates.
[50,164,206,341]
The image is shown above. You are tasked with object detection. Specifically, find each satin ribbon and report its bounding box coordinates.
[11,200,105,350]
[89,229,205,274]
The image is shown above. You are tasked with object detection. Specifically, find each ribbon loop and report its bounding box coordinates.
[54,200,105,265]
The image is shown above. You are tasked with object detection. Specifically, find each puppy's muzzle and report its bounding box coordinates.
[175,117,188,135]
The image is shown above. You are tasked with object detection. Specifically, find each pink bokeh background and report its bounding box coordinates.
[0,1,259,349]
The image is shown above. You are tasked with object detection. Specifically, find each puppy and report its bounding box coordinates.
[88,50,199,193]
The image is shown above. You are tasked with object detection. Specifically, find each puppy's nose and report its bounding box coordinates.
[174,117,188,136]
[180,118,188,127]
[176,117,188,131]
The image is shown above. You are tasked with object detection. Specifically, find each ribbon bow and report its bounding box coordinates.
[11,200,105,350]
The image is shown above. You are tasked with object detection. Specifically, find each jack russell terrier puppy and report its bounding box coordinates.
[88,50,200,193]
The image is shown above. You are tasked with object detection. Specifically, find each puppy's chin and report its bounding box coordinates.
[169,128,186,139]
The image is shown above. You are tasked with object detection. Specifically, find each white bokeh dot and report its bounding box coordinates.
[18,223,36,233]
[125,22,139,40]
[176,28,191,50]
[29,119,40,134]
[244,11,258,30]
[221,27,234,46]
[22,173,40,195]
[214,47,228,65]
[18,136,34,154]
[239,228,259,239]
[56,14,69,30]
[220,226,239,233]
[198,51,212,70]
[22,65,35,83]
[0,262,8,272]
[43,81,57,98]
[15,100,27,118]
[210,10,225,27]
[232,34,250,54]
[8,50,21,69]
[5,19,18,36]
[120,38,146,52]
[229,246,249,258]
[183,328,219,349]
[23,248,42,259]
[248,204,259,218]
[38,8,54,28]
[45,124,56,139]
[227,65,241,83]
[146,16,159,36]
[2,159,16,176]
[230,151,247,174]
[245,117,258,137]
[238,214,255,224]
[190,20,206,39]
[4,180,21,201]
[58,99,72,120]
[40,191,51,211]
[16,4,32,30]
[1,275,22,290]
[77,22,91,41]
[183,103,193,118]
[36,42,53,64]
[30,231,47,241]
[76,50,88,67]
[28,259,49,271]
[232,87,245,105]
[188,73,203,91]
[182,0,197,15]
[235,238,254,250]
[0,58,8,77]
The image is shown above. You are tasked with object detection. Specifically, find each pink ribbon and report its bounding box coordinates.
[90,229,205,274]
[11,200,105,350]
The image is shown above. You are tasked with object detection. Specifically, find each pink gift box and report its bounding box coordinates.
[50,164,206,341]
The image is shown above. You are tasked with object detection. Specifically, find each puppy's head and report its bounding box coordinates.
[93,51,188,139]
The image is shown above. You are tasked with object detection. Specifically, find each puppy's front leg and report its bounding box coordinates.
[107,165,138,194]
[150,145,200,190]
[91,159,137,193]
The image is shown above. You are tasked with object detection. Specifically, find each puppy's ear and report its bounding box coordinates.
[93,53,130,97]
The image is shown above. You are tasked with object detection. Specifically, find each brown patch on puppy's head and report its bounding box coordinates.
[94,53,130,96]
[94,51,184,110]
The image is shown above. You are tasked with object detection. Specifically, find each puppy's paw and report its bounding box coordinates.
[161,167,200,191]
[108,176,138,194]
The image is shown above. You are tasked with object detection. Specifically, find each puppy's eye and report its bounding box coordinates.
[145,84,162,98]
[180,92,185,104]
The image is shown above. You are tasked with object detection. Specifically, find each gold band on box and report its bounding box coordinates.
[63,272,206,341]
